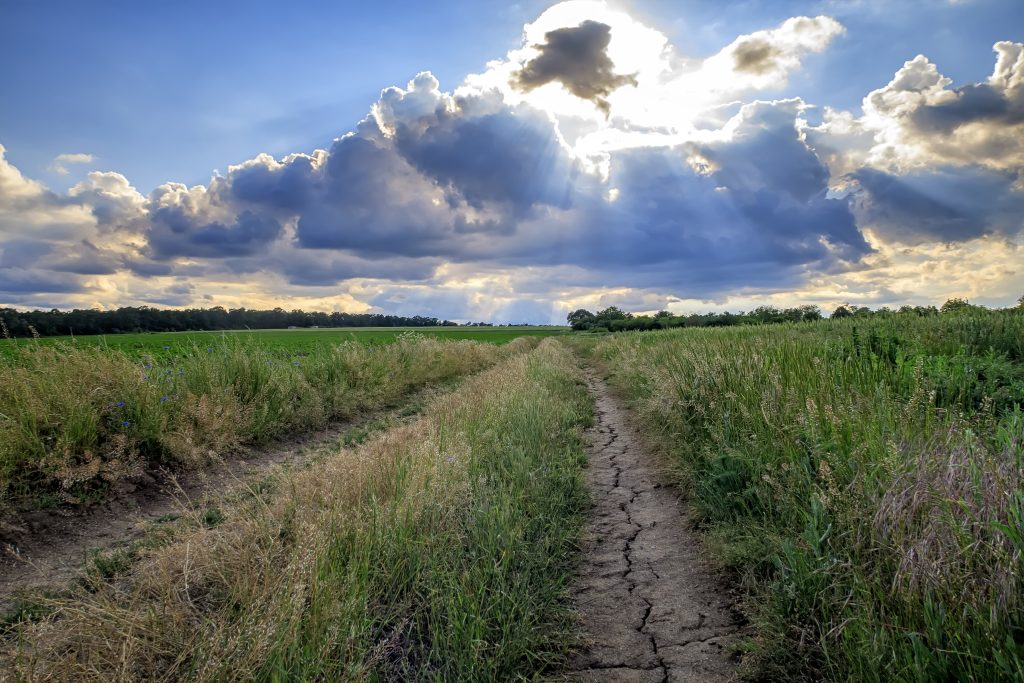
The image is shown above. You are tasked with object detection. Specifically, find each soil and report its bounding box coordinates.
[0,391,432,613]
[567,370,746,682]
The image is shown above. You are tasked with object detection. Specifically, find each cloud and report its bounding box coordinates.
[847,165,1024,244]
[813,41,1024,176]
[697,16,845,96]
[512,20,637,115]
[1,3,1022,319]
[48,152,94,176]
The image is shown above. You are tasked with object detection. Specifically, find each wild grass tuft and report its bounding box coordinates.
[580,309,1024,681]
[0,334,538,513]
[2,339,590,681]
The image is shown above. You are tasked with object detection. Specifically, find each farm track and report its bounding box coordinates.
[0,383,446,612]
[568,369,744,682]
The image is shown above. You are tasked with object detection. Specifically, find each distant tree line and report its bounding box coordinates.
[568,297,1023,332]
[0,306,459,338]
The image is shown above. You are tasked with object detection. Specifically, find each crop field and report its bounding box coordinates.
[578,308,1024,681]
[0,326,569,357]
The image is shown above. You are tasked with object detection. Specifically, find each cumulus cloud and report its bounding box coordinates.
[847,165,1024,244]
[512,20,637,115]
[48,152,94,176]
[1,3,1021,319]
[812,41,1024,177]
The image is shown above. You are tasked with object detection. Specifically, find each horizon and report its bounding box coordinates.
[2,0,1023,324]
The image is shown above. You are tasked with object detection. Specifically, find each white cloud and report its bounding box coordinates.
[48,152,95,175]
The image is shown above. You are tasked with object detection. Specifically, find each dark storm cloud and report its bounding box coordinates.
[218,247,440,287]
[393,104,577,217]
[47,240,122,275]
[0,240,53,267]
[547,101,867,284]
[293,134,455,254]
[911,82,1024,134]
[513,20,637,115]
[221,83,581,258]
[227,154,317,211]
[1,238,121,276]
[146,207,282,259]
[0,267,85,294]
[849,166,1024,244]
[142,282,194,307]
[733,38,783,75]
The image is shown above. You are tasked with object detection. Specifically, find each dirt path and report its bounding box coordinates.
[568,370,744,682]
[0,388,434,612]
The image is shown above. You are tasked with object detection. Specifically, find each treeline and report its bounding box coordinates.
[568,297,1021,332]
[0,306,458,338]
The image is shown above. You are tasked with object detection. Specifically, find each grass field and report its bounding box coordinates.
[578,309,1024,681]
[0,333,541,512]
[2,340,590,681]
[0,326,569,357]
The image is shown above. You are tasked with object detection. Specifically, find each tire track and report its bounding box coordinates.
[568,369,744,682]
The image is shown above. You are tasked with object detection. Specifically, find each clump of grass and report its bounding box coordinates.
[0,334,539,513]
[3,339,590,680]
[581,309,1024,681]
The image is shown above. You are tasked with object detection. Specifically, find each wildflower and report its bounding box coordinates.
[121,420,131,426]
[143,363,152,369]
[165,369,172,375]
[116,401,126,407]
[207,347,214,352]
[160,395,169,402]
[178,369,185,375]
[292,360,301,366]
[163,345,170,350]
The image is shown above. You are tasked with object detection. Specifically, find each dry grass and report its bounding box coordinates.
[2,339,589,681]
[0,334,537,513]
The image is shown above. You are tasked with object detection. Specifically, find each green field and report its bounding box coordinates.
[579,309,1024,681]
[0,326,569,357]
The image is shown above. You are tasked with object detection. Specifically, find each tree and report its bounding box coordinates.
[567,309,596,331]
[940,297,972,314]
[1018,293,1024,309]
[831,305,853,319]
[798,305,823,322]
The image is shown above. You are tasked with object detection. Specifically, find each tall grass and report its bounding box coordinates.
[2,339,590,680]
[0,334,537,512]
[583,310,1024,681]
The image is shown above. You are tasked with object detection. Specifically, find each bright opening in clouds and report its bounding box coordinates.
[1,0,1022,322]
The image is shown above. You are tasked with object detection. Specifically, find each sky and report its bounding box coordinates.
[1,0,1022,323]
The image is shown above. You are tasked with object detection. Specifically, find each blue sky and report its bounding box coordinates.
[3,0,1019,192]
[1,0,1022,321]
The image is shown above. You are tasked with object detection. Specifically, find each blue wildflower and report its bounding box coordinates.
[178,369,185,375]
[292,360,301,366]
[163,345,170,350]
[207,347,214,352]
[116,401,126,407]
[160,396,169,402]
[121,420,131,426]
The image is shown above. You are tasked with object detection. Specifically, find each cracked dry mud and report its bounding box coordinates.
[568,371,743,683]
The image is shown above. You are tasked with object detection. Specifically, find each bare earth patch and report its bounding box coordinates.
[568,370,745,682]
